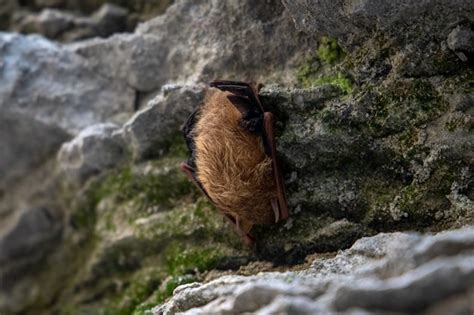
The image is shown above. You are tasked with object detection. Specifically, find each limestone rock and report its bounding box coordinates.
[123,85,205,160]
[282,0,474,48]
[0,110,69,194]
[69,0,314,92]
[152,227,474,315]
[12,4,129,42]
[0,207,62,314]
[58,123,126,182]
[447,24,474,62]
[0,33,135,134]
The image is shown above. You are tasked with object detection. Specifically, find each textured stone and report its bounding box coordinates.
[0,33,134,134]
[69,0,313,92]
[0,207,62,314]
[282,0,474,48]
[123,85,205,160]
[152,227,474,315]
[11,4,129,42]
[58,123,126,182]
[0,110,69,194]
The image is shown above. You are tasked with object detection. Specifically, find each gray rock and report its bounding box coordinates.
[0,33,135,134]
[152,227,474,315]
[0,110,69,194]
[0,207,62,314]
[11,4,129,42]
[447,24,474,61]
[0,0,17,30]
[58,123,126,182]
[123,85,205,160]
[68,0,314,92]
[282,0,474,48]
[91,4,128,38]
[447,25,474,54]
[36,9,75,38]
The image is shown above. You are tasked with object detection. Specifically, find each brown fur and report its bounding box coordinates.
[193,88,277,233]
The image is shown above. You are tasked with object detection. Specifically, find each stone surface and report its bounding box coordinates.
[11,3,129,42]
[152,227,474,315]
[69,0,313,92]
[447,24,474,62]
[0,32,135,133]
[123,85,205,160]
[282,0,474,49]
[58,123,126,182]
[0,207,62,314]
[1,0,473,314]
[0,110,69,195]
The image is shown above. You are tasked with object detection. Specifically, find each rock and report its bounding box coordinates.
[123,85,205,160]
[0,110,69,194]
[0,33,135,134]
[11,3,129,41]
[36,9,75,38]
[91,3,128,37]
[152,227,474,314]
[68,0,314,92]
[0,0,17,30]
[282,0,474,48]
[252,80,473,262]
[447,24,474,61]
[0,207,62,314]
[58,123,126,182]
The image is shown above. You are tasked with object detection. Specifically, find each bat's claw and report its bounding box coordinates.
[271,198,280,223]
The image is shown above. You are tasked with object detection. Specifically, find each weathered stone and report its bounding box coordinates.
[0,110,69,195]
[0,207,62,314]
[58,123,126,182]
[11,3,129,41]
[0,33,135,134]
[152,227,474,315]
[282,0,474,49]
[123,85,205,160]
[0,0,17,30]
[69,0,314,92]
[447,24,474,62]
[36,9,75,38]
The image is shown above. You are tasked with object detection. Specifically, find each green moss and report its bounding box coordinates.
[313,73,353,95]
[93,159,195,217]
[165,243,222,275]
[317,37,345,64]
[296,37,351,94]
[362,79,448,136]
[296,55,321,87]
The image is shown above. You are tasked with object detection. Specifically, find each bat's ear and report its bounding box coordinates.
[256,83,264,92]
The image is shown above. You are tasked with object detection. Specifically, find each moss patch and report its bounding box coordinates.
[317,37,346,64]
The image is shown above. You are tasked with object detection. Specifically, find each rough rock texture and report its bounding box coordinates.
[153,227,474,314]
[253,81,473,262]
[282,0,474,49]
[58,123,126,182]
[0,32,134,192]
[0,33,135,133]
[0,110,69,196]
[68,0,312,92]
[123,85,205,160]
[0,0,473,314]
[0,207,63,314]
[12,3,130,42]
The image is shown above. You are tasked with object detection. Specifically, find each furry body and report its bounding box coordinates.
[193,88,277,233]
